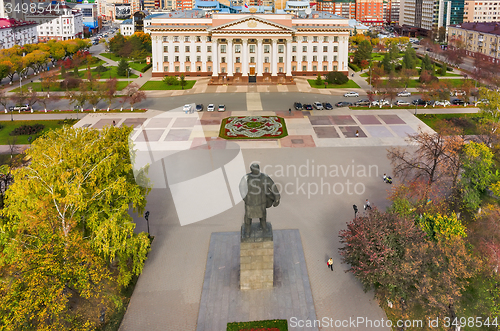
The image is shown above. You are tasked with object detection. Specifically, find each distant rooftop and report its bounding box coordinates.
[121,19,133,24]
[451,22,500,35]
[0,18,37,29]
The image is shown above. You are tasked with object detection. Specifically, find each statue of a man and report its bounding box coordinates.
[239,163,280,238]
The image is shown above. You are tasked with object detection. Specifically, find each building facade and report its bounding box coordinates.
[399,0,439,31]
[464,0,500,22]
[316,0,356,19]
[26,4,84,41]
[147,12,350,83]
[448,22,500,63]
[75,3,101,34]
[355,0,384,25]
[120,18,135,34]
[0,18,38,49]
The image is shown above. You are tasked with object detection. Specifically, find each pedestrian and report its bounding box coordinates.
[383,173,387,182]
[112,120,116,126]
[364,199,372,210]
[140,73,142,78]
[289,108,291,115]
[327,258,333,271]
[355,130,359,137]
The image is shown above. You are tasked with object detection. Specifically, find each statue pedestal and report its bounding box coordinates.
[240,222,274,290]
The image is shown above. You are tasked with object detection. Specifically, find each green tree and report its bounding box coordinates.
[73,65,78,77]
[402,44,417,70]
[0,126,151,329]
[440,63,447,76]
[117,58,129,77]
[420,54,434,72]
[353,40,372,66]
[478,88,500,120]
[417,213,467,240]
[325,71,348,85]
[381,53,394,74]
[162,75,179,86]
[180,74,186,90]
[315,74,323,86]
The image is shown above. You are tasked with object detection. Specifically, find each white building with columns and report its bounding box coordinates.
[147,11,351,83]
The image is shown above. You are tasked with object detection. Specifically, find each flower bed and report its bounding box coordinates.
[219,116,288,140]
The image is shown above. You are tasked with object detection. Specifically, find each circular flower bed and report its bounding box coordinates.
[219,116,288,140]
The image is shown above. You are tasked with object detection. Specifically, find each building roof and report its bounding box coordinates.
[121,19,133,25]
[0,18,37,29]
[450,22,500,36]
[347,19,369,30]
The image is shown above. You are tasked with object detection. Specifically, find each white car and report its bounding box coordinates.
[207,104,215,112]
[344,91,359,97]
[395,100,410,106]
[218,104,226,112]
[433,100,451,107]
[450,90,466,96]
[313,102,324,110]
[397,91,411,97]
[372,99,390,106]
[182,104,192,113]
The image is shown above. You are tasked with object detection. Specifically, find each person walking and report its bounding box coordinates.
[112,120,116,126]
[355,130,359,137]
[327,258,333,271]
[289,108,292,115]
[364,199,372,210]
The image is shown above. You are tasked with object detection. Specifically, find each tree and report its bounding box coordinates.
[179,74,186,90]
[402,44,417,70]
[417,213,467,240]
[162,76,179,86]
[398,68,417,90]
[104,77,118,111]
[87,90,103,112]
[122,83,146,111]
[0,125,151,329]
[438,26,446,42]
[353,40,372,66]
[66,83,88,111]
[439,63,447,76]
[325,71,348,85]
[381,53,394,74]
[0,89,9,113]
[315,74,323,86]
[420,54,434,72]
[117,58,129,77]
[38,94,58,113]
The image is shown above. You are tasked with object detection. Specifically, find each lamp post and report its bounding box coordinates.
[144,211,150,236]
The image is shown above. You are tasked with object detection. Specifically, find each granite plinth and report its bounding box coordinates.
[240,222,273,243]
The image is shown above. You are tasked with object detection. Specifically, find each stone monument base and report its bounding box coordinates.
[240,222,273,290]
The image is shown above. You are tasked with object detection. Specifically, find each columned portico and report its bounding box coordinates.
[227,38,234,77]
[286,39,292,76]
[257,39,263,77]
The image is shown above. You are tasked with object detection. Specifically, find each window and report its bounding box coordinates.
[292,46,297,52]
[207,36,212,42]
[249,45,255,53]
[197,66,201,71]
[186,66,190,72]
[175,56,179,62]
[313,65,317,71]
[334,46,338,52]
[186,56,190,62]
[279,67,283,73]
[250,56,255,63]
[292,55,296,61]
[323,55,328,61]
[175,46,179,52]
[313,55,317,61]
[323,36,328,42]
[292,36,297,42]
[196,36,201,42]
[220,45,226,53]
[333,65,337,70]
[221,57,226,63]
[302,46,307,52]
[302,55,307,61]
[236,67,240,73]
[313,36,318,42]
[197,46,201,52]
[208,66,212,71]
[323,65,327,71]
[235,44,241,53]
[164,56,168,62]
[163,36,168,42]
[164,46,168,52]
[197,56,201,62]
[265,67,269,73]
[174,36,179,42]
[184,36,190,42]
[323,46,328,52]
[264,45,270,53]
[236,57,240,63]
[175,66,180,72]
[264,57,269,63]
[185,46,190,52]
[207,45,212,52]
[302,36,307,42]
[221,67,226,73]
[164,66,168,72]
[292,65,296,71]
[334,55,337,61]
[278,45,284,53]
[207,56,212,62]
[302,65,307,71]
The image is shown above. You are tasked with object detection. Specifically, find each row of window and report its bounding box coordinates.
[163,55,339,62]
[163,45,339,53]
[162,64,338,72]
[163,36,341,42]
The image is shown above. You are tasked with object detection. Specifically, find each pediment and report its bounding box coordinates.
[209,16,295,32]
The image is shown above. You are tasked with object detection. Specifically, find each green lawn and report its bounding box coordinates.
[308,79,360,89]
[12,81,130,92]
[139,80,196,90]
[435,71,463,77]
[128,62,150,72]
[227,320,288,331]
[0,120,77,145]
[76,58,105,69]
[402,78,465,89]
[360,72,369,77]
[100,53,128,62]
[65,66,138,79]
[416,113,484,135]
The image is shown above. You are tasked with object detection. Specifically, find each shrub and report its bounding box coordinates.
[141,63,152,73]
[325,71,349,85]
[9,124,45,136]
[60,77,82,89]
[348,63,360,72]
[0,124,4,131]
[162,76,179,85]
[94,65,109,73]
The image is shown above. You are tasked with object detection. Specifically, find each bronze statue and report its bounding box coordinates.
[239,163,280,238]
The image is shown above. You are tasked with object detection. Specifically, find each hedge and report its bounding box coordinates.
[348,63,361,72]
[141,63,152,73]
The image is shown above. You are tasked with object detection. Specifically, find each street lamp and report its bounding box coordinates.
[144,211,150,236]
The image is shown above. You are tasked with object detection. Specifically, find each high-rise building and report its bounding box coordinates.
[355,0,384,26]
[384,0,399,23]
[316,0,356,19]
[399,0,463,33]
[464,0,499,22]
[448,22,500,64]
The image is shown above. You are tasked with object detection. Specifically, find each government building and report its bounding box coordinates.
[146,11,351,83]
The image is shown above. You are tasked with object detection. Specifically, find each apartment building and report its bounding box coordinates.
[448,22,500,63]
[0,18,38,49]
[464,0,500,22]
[26,4,84,41]
[355,0,384,25]
[316,0,356,19]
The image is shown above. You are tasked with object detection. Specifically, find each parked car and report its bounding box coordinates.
[395,100,411,106]
[354,99,370,106]
[336,101,353,107]
[313,101,324,110]
[182,104,192,113]
[412,99,431,106]
[294,102,303,110]
[218,104,226,112]
[303,104,313,110]
[344,91,359,97]
[397,91,411,97]
[196,104,204,112]
[432,100,451,107]
[371,99,390,106]
[207,104,215,112]
[323,102,333,110]
[9,105,31,112]
[450,90,466,96]
[451,99,466,106]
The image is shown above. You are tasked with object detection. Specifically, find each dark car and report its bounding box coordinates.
[323,102,333,110]
[354,99,370,106]
[412,99,431,106]
[303,104,313,110]
[196,104,204,112]
[336,101,353,107]
[451,99,466,105]
[294,102,303,110]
